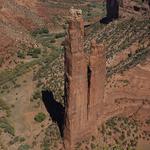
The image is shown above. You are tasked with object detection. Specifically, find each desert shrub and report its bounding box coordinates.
[0,118,15,136]
[17,50,26,59]
[145,119,150,125]
[128,52,132,58]
[87,11,92,16]
[9,136,19,145]
[87,3,96,8]
[91,143,96,149]
[0,45,63,86]
[75,142,82,149]
[14,83,21,88]
[34,112,46,123]
[31,27,49,37]
[111,145,124,150]
[41,123,61,150]
[0,59,40,86]
[18,144,30,150]
[0,57,4,66]
[10,136,25,144]
[27,48,41,58]
[50,39,56,43]
[32,89,41,100]
[0,98,10,116]
[55,32,66,39]
[19,137,26,143]
[107,47,149,77]
[101,145,124,150]
[2,84,9,89]
[100,116,139,150]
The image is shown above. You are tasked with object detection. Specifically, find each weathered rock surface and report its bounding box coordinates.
[64,9,106,150]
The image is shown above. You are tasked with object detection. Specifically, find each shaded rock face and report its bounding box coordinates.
[63,9,106,150]
[100,0,120,24]
[142,0,150,6]
[106,0,119,19]
[100,0,150,24]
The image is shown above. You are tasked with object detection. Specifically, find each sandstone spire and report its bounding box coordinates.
[88,40,106,121]
[64,8,106,150]
[64,8,88,150]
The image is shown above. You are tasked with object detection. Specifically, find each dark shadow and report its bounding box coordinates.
[100,0,119,24]
[84,21,101,28]
[42,90,65,137]
[84,24,91,28]
[100,16,113,24]
[142,0,150,7]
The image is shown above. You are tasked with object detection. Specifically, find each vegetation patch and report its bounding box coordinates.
[0,98,10,117]
[27,48,41,58]
[100,116,140,150]
[145,119,150,125]
[18,144,30,150]
[0,57,4,66]
[0,118,15,136]
[31,27,49,37]
[17,50,26,59]
[107,47,150,77]
[41,123,61,150]
[0,46,62,86]
[55,32,66,39]
[34,112,46,123]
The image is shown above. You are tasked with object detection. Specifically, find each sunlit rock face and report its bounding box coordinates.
[63,9,106,150]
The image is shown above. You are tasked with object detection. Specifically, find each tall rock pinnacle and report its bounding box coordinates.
[64,8,106,150]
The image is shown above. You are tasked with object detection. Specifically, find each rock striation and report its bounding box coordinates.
[63,8,106,150]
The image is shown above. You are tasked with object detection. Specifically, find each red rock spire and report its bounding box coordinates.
[64,8,106,150]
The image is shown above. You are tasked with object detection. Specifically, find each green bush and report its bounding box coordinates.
[50,39,56,43]
[18,144,30,150]
[0,57,4,66]
[0,118,15,136]
[146,119,150,125]
[17,50,26,59]
[19,137,26,143]
[87,3,96,8]
[31,27,49,37]
[34,112,46,123]
[91,143,96,149]
[0,98,10,117]
[41,124,61,149]
[9,136,19,145]
[55,32,66,39]
[27,48,41,58]
[32,90,41,100]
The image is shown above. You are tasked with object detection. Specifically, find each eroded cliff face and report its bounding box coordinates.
[64,9,106,150]
[100,0,149,24]
[106,0,150,20]
[120,0,150,18]
[88,40,106,121]
[64,9,88,150]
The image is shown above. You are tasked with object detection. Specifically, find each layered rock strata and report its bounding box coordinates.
[64,9,106,150]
